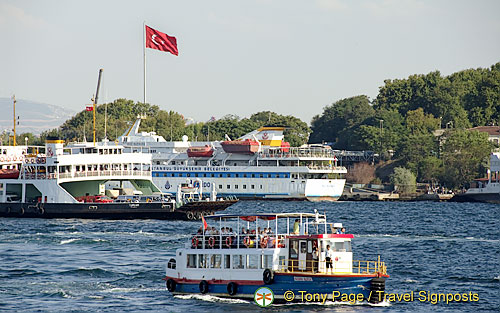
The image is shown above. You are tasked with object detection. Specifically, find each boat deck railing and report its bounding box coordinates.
[276,258,387,276]
[189,233,288,250]
[20,170,151,180]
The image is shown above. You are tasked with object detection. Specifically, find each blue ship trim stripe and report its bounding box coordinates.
[152,171,291,178]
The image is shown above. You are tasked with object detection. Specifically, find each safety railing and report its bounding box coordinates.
[189,233,288,250]
[21,170,151,180]
[275,257,387,276]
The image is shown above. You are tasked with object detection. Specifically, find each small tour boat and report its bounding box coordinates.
[187,145,214,158]
[164,212,388,304]
[220,139,260,154]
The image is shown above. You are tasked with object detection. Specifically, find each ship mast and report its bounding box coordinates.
[92,69,103,145]
[12,95,17,146]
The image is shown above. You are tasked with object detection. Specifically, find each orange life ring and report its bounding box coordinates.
[243,236,251,248]
[191,236,199,248]
[335,256,339,262]
[260,236,269,248]
[208,236,216,248]
[225,236,232,248]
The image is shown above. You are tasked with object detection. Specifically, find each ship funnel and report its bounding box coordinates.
[45,137,64,157]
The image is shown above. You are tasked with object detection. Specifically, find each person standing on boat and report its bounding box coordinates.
[326,245,334,273]
[312,246,319,273]
[293,219,300,234]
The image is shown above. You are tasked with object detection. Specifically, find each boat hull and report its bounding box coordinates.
[166,273,382,303]
[451,192,500,204]
[0,201,233,219]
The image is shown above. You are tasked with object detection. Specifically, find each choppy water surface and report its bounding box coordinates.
[0,201,498,312]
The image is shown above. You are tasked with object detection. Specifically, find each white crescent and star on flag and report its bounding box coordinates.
[151,34,165,46]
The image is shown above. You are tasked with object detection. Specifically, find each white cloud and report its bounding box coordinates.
[0,3,47,28]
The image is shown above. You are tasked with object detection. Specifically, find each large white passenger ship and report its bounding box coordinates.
[0,139,234,219]
[119,118,347,201]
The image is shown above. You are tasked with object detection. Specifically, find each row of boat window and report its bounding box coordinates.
[186,254,274,270]
[218,184,262,190]
[153,172,291,178]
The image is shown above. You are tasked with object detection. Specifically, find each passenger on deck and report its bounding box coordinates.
[326,245,333,273]
[312,246,319,273]
[241,227,247,234]
[293,219,300,234]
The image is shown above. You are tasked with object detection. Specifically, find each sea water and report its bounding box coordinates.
[0,201,498,312]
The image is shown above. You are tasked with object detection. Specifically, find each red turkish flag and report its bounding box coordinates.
[86,105,93,111]
[145,25,178,56]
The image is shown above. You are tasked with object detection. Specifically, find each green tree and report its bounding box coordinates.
[418,156,443,184]
[309,95,375,145]
[390,167,416,194]
[440,130,493,188]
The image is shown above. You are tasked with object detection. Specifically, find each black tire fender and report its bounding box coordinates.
[166,279,176,292]
[263,269,274,284]
[227,282,238,296]
[199,280,209,294]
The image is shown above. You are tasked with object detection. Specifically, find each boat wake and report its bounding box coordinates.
[174,294,249,304]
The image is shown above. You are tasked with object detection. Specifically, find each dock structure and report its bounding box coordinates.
[340,184,454,201]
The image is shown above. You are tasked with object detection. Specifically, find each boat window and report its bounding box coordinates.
[210,254,221,269]
[243,185,246,189]
[300,241,307,254]
[219,185,223,189]
[251,185,255,189]
[262,255,273,269]
[198,254,208,268]
[187,254,197,268]
[211,174,215,177]
[235,185,238,189]
[247,255,259,269]
[232,255,244,269]
[290,240,299,258]
[243,174,247,178]
[251,174,255,178]
[224,255,231,269]
[235,174,239,178]
[344,241,352,252]
[227,185,230,189]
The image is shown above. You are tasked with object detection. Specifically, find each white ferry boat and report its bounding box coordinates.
[119,118,347,201]
[164,212,388,303]
[0,139,234,219]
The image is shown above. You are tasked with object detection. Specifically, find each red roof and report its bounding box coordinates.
[468,126,500,136]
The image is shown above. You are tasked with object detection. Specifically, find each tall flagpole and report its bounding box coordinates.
[143,21,147,104]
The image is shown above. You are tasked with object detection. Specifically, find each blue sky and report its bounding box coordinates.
[1,0,499,125]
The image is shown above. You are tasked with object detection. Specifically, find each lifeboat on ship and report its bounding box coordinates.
[0,169,20,179]
[220,139,260,154]
[187,145,214,158]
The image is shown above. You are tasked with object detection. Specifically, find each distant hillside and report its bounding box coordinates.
[0,98,75,134]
